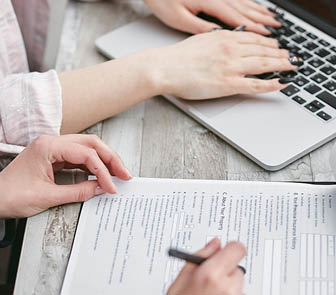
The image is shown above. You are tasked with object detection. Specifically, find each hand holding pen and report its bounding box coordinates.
[167,238,246,295]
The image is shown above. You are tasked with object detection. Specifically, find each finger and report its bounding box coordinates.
[239,45,289,58]
[181,238,221,274]
[239,8,282,27]
[243,0,275,16]
[242,56,298,75]
[179,8,221,34]
[63,134,131,181]
[238,57,296,75]
[235,32,279,48]
[201,241,246,278]
[52,142,116,193]
[226,267,245,294]
[232,78,287,94]
[203,2,270,35]
[48,180,105,206]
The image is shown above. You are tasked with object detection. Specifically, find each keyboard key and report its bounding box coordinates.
[315,48,330,58]
[292,35,307,44]
[294,76,309,87]
[265,25,278,36]
[303,41,318,50]
[323,81,336,91]
[292,95,306,104]
[294,25,305,33]
[306,32,318,40]
[280,71,297,78]
[305,103,319,113]
[310,100,325,109]
[283,19,294,27]
[284,28,295,37]
[304,83,322,94]
[317,91,336,109]
[298,50,312,61]
[311,73,328,84]
[320,65,336,75]
[299,66,315,76]
[318,39,330,47]
[278,37,289,49]
[280,84,300,96]
[333,73,336,81]
[327,55,336,65]
[287,43,300,54]
[256,72,274,80]
[317,111,332,121]
[308,57,324,68]
[331,46,336,53]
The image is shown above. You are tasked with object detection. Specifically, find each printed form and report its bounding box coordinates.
[61,177,336,295]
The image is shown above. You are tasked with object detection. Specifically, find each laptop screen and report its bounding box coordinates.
[289,0,336,26]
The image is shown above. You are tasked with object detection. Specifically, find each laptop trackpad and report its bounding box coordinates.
[187,96,245,118]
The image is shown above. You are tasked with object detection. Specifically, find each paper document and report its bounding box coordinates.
[62,177,336,295]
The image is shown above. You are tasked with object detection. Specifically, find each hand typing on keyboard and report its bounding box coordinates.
[143,0,282,35]
[156,30,298,100]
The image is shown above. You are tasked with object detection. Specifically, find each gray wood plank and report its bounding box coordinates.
[140,97,185,179]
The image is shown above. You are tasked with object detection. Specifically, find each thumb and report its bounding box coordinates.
[50,180,105,206]
[179,8,221,34]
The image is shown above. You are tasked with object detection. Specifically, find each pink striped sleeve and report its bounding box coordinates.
[0,70,62,152]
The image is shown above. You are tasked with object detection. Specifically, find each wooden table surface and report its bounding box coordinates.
[13,1,336,294]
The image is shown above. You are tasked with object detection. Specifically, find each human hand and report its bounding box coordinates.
[0,134,131,218]
[168,238,246,295]
[144,0,281,34]
[154,30,298,100]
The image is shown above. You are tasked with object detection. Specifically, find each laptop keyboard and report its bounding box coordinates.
[257,8,336,122]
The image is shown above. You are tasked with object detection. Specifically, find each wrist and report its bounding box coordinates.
[139,47,174,96]
[133,47,168,97]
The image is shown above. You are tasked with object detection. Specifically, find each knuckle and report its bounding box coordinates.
[76,187,90,202]
[86,148,99,161]
[197,270,219,288]
[88,134,100,143]
[255,57,266,68]
[249,79,262,92]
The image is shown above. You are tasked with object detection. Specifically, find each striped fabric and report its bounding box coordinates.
[0,0,62,156]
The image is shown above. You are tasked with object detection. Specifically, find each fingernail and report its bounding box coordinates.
[95,186,105,195]
[211,27,222,32]
[264,25,278,35]
[125,168,132,179]
[233,25,246,32]
[238,265,246,274]
[288,56,304,66]
[279,77,296,84]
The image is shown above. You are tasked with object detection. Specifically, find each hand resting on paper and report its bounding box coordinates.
[0,134,131,218]
[168,238,246,295]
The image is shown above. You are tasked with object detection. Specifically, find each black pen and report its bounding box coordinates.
[168,248,246,274]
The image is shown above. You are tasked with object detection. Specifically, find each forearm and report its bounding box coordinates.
[59,49,163,134]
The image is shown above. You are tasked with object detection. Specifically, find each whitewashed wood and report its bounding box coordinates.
[140,97,186,179]
[14,0,336,294]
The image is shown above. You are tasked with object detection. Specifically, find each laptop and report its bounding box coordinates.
[95,0,336,171]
